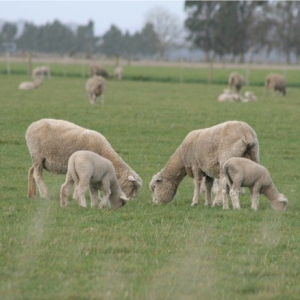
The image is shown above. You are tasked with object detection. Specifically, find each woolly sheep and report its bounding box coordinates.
[243,91,257,102]
[114,66,123,80]
[19,79,42,90]
[32,66,51,80]
[228,72,244,93]
[90,64,112,79]
[221,157,288,211]
[26,118,142,201]
[60,150,129,209]
[218,89,242,102]
[149,121,259,209]
[265,73,286,96]
[85,75,105,105]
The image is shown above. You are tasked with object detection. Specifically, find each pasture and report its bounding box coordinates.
[0,65,300,299]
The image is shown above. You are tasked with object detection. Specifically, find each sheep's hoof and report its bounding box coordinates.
[191,202,198,206]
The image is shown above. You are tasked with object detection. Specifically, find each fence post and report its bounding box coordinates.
[27,52,32,76]
[6,51,11,75]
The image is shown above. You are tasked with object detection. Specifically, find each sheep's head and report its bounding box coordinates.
[271,194,288,211]
[149,172,177,203]
[109,191,129,209]
[121,175,142,200]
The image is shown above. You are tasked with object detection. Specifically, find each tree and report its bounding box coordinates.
[100,24,123,57]
[76,20,98,56]
[145,6,181,59]
[0,21,17,52]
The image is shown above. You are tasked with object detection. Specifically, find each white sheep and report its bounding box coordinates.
[90,64,112,79]
[19,79,42,90]
[149,121,259,209]
[221,157,288,211]
[265,73,286,96]
[243,91,257,102]
[228,72,244,93]
[60,150,129,209]
[26,118,142,201]
[218,89,242,102]
[114,66,123,80]
[85,76,105,105]
[32,66,51,80]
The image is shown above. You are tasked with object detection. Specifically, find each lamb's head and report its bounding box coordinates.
[121,175,142,199]
[149,172,177,203]
[271,193,288,211]
[109,191,129,209]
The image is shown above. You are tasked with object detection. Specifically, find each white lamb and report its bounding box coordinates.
[221,157,288,211]
[85,75,105,105]
[114,66,123,80]
[218,89,242,102]
[19,79,42,90]
[150,121,259,209]
[32,66,51,80]
[243,91,257,102]
[60,150,128,209]
[26,118,142,201]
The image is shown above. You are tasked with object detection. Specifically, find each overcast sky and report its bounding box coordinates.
[1,0,186,35]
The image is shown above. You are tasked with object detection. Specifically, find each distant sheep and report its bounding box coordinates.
[26,118,142,201]
[265,73,286,96]
[114,66,123,80]
[150,121,259,209]
[32,66,51,80]
[222,157,288,211]
[90,64,112,79]
[85,76,105,105]
[243,91,257,102]
[228,72,244,93]
[19,79,42,90]
[218,89,242,102]
[60,150,129,209]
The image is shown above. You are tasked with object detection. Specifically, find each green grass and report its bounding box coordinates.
[0,69,300,299]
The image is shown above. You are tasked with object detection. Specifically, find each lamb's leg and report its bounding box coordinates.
[90,185,99,208]
[32,162,49,200]
[99,179,111,209]
[212,176,224,207]
[191,167,201,206]
[75,183,88,208]
[27,165,37,198]
[250,187,260,211]
[204,176,214,206]
[60,174,74,207]
[229,186,241,209]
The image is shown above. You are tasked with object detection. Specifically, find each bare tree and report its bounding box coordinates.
[145,6,181,59]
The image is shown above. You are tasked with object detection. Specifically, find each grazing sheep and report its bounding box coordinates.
[60,150,128,209]
[221,157,288,211]
[85,76,105,105]
[114,66,123,80]
[228,72,244,93]
[32,66,51,80]
[26,118,142,201]
[265,73,286,96]
[90,64,112,79]
[149,121,259,209]
[19,79,42,90]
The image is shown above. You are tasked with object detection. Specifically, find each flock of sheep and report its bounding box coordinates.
[218,71,287,102]
[25,118,288,211]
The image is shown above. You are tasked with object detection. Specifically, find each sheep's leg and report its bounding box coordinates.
[250,187,260,211]
[212,176,224,207]
[60,174,74,207]
[75,184,88,208]
[99,179,111,209]
[229,187,241,209]
[90,185,99,208]
[27,165,37,198]
[191,167,201,206]
[204,176,214,206]
[32,163,49,200]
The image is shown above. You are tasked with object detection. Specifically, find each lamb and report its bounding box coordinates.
[19,79,42,90]
[60,150,129,209]
[265,73,286,96]
[90,64,112,79]
[149,121,259,209]
[26,118,142,201]
[218,89,242,102]
[221,157,288,211]
[32,66,51,80]
[85,76,105,105]
[228,72,244,93]
[243,91,257,102]
[114,66,123,80]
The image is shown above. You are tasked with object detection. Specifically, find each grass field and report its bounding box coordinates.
[0,66,300,299]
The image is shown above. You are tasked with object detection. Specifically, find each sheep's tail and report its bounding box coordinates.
[27,165,37,198]
[243,134,260,164]
[69,159,80,185]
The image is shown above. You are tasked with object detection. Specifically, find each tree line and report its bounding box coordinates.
[1,1,300,63]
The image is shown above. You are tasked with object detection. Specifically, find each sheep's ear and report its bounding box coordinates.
[155,175,163,182]
[120,193,129,201]
[279,194,288,203]
[128,175,137,182]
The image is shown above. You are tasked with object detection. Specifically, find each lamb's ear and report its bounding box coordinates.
[120,193,129,201]
[128,175,137,182]
[155,175,163,182]
[279,194,288,203]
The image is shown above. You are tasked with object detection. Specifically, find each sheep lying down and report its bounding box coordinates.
[221,157,288,211]
[60,150,128,209]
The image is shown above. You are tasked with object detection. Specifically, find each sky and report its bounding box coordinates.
[0,0,186,35]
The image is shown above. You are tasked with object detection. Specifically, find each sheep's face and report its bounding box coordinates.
[121,175,142,199]
[271,194,288,211]
[150,173,177,203]
[109,192,129,209]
